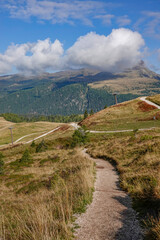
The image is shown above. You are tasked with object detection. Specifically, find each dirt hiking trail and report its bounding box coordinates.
[75,150,143,240]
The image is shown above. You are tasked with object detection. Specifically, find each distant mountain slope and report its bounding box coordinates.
[89,61,160,95]
[0,83,137,115]
[0,62,160,115]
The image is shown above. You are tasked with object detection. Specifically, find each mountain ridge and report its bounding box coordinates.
[0,63,160,115]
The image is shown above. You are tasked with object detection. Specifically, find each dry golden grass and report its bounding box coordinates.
[87,129,160,239]
[147,94,160,107]
[0,130,95,240]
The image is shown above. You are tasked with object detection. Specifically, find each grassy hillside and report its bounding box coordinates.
[0,117,63,145]
[81,98,160,131]
[0,127,94,240]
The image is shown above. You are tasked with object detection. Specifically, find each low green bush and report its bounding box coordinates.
[0,152,4,175]
[20,149,32,163]
[36,140,48,153]
[71,127,89,147]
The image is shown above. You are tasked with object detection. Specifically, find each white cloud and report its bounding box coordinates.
[0,29,145,75]
[0,39,64,75]
[1,0,108,26]
[95,14,114,25]
[116,15,131,26]
[65,28,145,72]
[135,11,160,39]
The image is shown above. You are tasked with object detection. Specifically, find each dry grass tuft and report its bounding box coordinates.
[0,133,94,240]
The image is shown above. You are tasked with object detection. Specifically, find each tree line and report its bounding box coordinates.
[0,113,83,123]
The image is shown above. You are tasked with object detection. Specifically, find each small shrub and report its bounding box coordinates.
[71,127,89,147]
[90,109,94,115]
[0,152,4,160]
[30,141,36,147]
[20,149,32,163]
[140,135,153,141]
[83,109,88,119]
[0,152,4,174]
[36,140,48,153]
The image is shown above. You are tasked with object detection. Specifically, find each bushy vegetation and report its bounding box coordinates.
[71,127,89,147]
[36,140,48,153]
[20,149,32,163]
[30,140,36,148]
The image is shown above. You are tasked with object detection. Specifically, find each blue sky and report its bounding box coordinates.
[0,0,160,75]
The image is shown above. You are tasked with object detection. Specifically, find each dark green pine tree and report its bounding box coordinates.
[84,109,88,119]
[90,109,94,115]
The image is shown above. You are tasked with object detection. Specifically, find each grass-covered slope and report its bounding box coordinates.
[0,117,63,145]
[81,98,160,131]
[0,128,94,240]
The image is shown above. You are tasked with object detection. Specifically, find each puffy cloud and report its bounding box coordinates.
[0,39,64,75]
[66,28,145,72]
[0,28,145,75]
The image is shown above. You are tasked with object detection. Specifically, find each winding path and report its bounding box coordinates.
[75,150,143,240]
[140,96,160,109]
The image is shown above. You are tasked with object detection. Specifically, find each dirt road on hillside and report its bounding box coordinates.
[75,150,143,240]
[140,97,160,109]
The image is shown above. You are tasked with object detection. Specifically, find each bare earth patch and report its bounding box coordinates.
[74,150,143,240]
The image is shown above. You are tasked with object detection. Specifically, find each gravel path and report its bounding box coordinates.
[75,150,143,240]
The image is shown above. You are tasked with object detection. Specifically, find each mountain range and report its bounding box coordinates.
[0,61,160,115]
